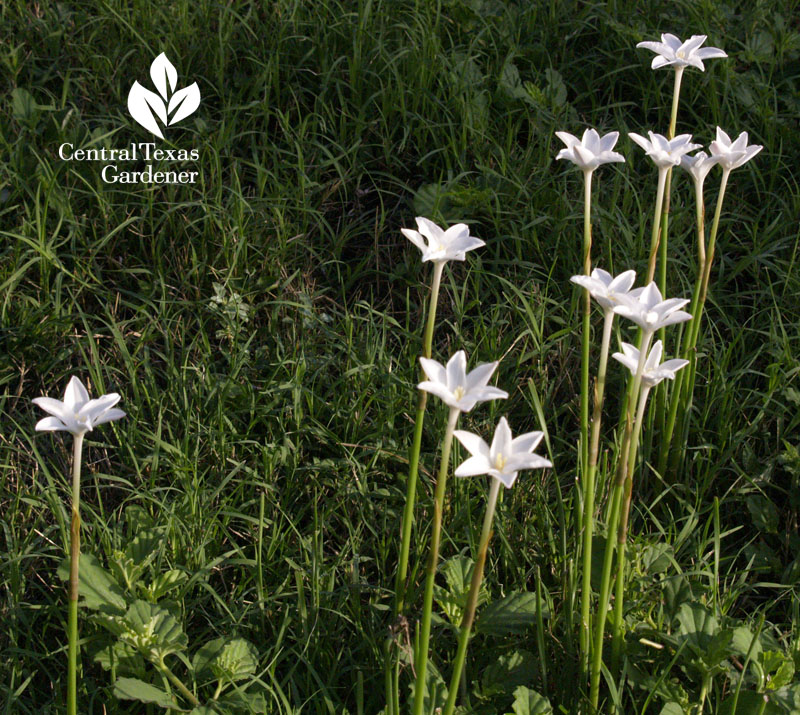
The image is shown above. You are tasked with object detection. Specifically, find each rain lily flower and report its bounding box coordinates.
[555,129,625,173]
[613,282,692,334]
[629,131,701,169]
[454,417,551,488]
[709,128,763,172]
[401,217,485,264]
[418,351,507,412]
[680,151,722,190]
[33,376,125,435]
[33,375,125,715]
[570,268,637,313]
[637,34,727,71]
[613,340,689,387]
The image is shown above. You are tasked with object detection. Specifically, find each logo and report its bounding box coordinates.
[58,52,202,185]
[127,53,201,139]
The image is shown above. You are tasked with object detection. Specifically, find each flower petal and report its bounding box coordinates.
[455,455,493,477]
[35,416,68,432]
[31,396,69,419]
[465,361,499,392]
[93,408,126,426]
[419,357,446,385]
[454,430,491,459]
[63,376,90,411]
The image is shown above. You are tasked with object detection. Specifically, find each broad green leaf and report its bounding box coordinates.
[189,708,216,715]
[211,638,259,683]
[434,555,488,626]
[481,650,538,697]
[507,685,552,715]
[11,88,37,123]
[113,677,180,709]
[760,651,796,690]
[476,591,549,636]
[640,543,673,574]
[747,495,779,533]
[116,600,188,661]
[719,690,782,715]
[193,637,227,676]
[659,703,687,715]
[147,569,188,601]
[126,527,163,565]
[407,659,447,714]
[93,640,147,678]
[57,553,127,614]
[731,626,763,661]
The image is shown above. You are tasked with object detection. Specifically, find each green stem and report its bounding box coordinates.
[412,406,460,715]
[646,167,669,285]
[610,384,652,671]
[589,332,652,711]
[660,178,705,476]
[67,432,84,715]
[668,67,684,140]
[578,168,593,660]
[157,657,200,707]
[395,260,445,616]
[580,309,614,677]
[442,478,501,715]
[668,169,729,477]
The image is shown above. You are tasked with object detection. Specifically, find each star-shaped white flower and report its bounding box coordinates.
[401,217,485,264]
[612,282,692,334]
[555,129,625,173]
[33,376,125,436]
[570,268,637,312]
[454,417,552,488]
[629,131,701,169]
[709,127,763,172]
[679,150,722,189]
[418,351,507,413]
[613,340,689,388]
[636,33,727,71]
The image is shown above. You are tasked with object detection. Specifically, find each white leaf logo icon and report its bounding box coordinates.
[127,53,201,138]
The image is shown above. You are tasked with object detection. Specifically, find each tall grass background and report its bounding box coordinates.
[1,0,799,711]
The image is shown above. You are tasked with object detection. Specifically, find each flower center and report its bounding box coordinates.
[494,454,507,471]
[676,49,685,59]
[75,413,90,425]
[645,310,659,325]
[452,386,465,401]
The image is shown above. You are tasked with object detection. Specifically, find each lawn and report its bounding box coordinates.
[1,0,799,713]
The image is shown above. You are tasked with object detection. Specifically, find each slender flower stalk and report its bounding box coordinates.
[32,376,125,715]
[394,260,444,617]
[569,268,637,676]
[555,129,624,661]
[608,342,689,669]
[628,132,700,283]
[441,418,551,715]
[590,285,690,708]
[659,151,719,474]
[411,352,506,715]
[412,406,460,715]
[588,331,652,711]
[391,218,484,713]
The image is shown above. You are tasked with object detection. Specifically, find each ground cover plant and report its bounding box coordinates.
[2,0,800,712]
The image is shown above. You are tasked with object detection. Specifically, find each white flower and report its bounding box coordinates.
[612,282,692,334]
[454,417,552,488]
[629,131,701,169]
[33,376,125,436]
[636,34,727,71]
[555,129,625,172]
[418,350,507,413]
[680,151,722,188]
[612,340,689,388]
[570,268,637,312]
[401,217,485,263]
[709,128,763,172]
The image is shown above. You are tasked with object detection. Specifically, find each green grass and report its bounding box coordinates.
[2,0,799,712]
